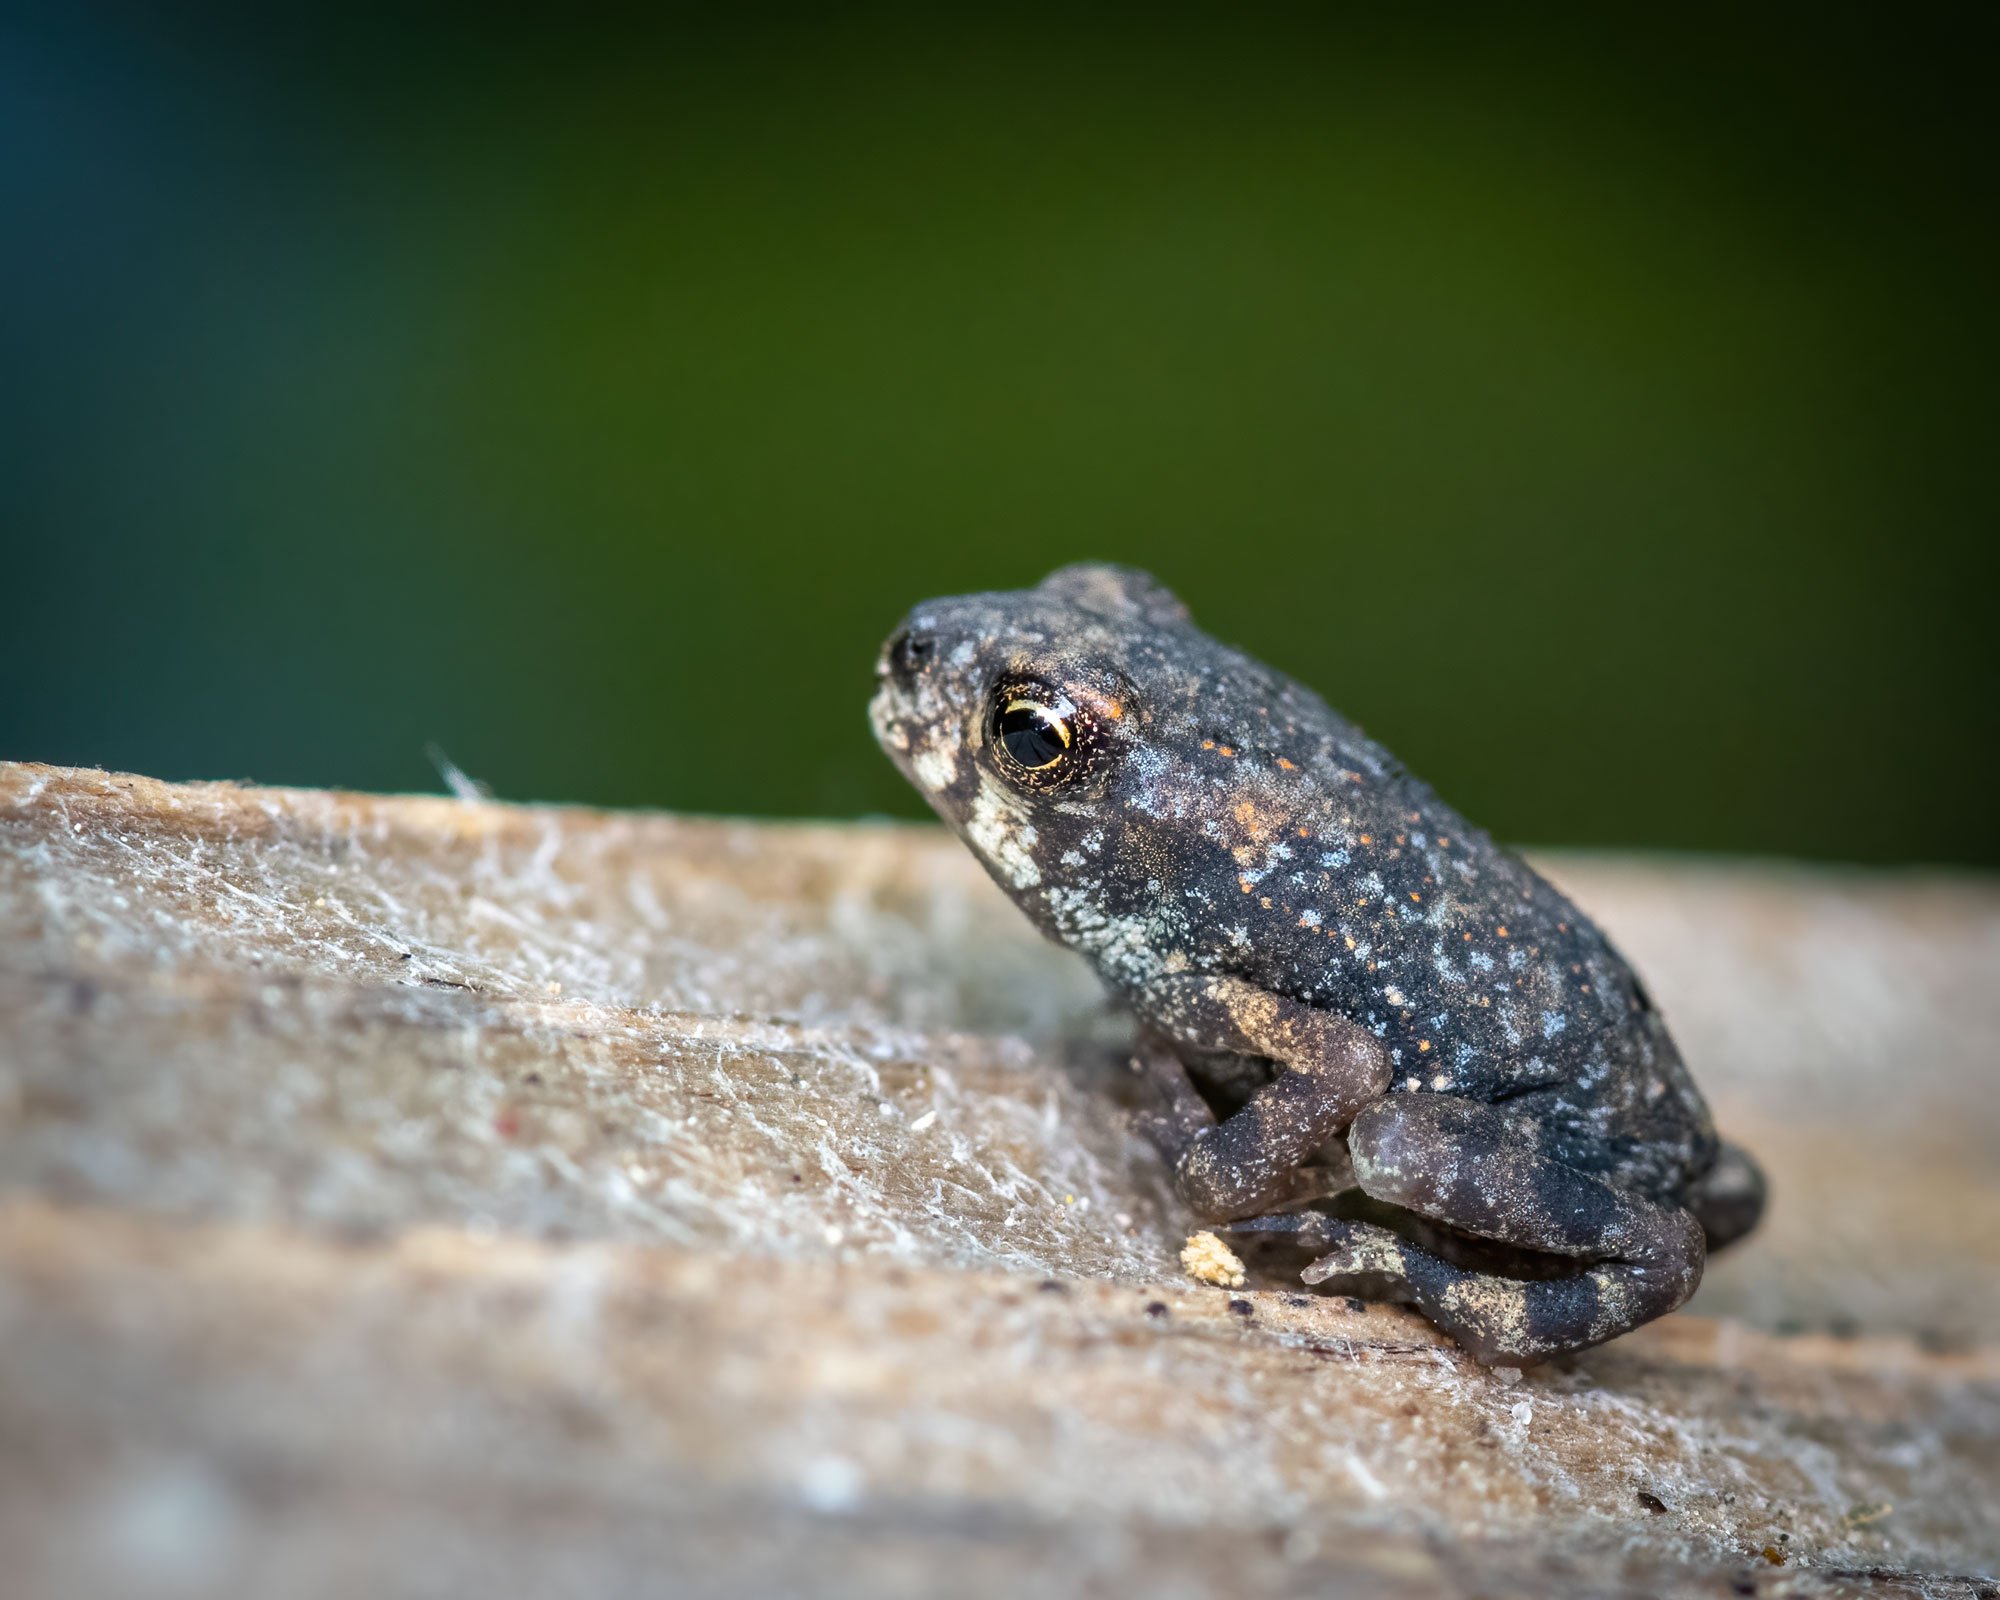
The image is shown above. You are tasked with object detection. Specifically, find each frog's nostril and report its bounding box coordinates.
[887,630,936,682]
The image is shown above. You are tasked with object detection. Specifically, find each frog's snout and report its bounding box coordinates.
[870,601,992,773]
[870,624,941,759]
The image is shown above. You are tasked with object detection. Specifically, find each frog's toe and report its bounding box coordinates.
[1299,1219,1418,1302]
[1214,1208,1346,1251]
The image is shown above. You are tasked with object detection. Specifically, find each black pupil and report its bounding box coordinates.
[996,702,1068,769]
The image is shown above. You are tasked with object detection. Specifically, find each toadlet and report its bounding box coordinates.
[870,562,1764,1363]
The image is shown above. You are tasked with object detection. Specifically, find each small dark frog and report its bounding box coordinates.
[871,563,1764,1364]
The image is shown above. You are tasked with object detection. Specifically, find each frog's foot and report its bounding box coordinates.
[1325,1094,1706,1365]
[1211,1195,1353,1253]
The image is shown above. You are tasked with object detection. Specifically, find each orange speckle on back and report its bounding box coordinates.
[1409,892,1422,903]
[1496,925,1509,938]
[1276,757,1296,770]
[1239,877,1253,893]
[1358,834,1372,846]
[1218,745,1235,758]
[1418,1039,1431,1053]
[1102,700,1124,720]
[1232,798,1275,843]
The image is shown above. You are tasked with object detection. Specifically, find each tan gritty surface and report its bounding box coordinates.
[1,762,1996,1598]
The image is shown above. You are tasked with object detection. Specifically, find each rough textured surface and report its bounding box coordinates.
[1,763,1996,1598]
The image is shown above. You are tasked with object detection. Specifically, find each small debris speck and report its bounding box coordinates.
[1179,1231,1246,1288]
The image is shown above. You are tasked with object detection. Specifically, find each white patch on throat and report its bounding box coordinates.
[967,780,1041,889]
[911,737,961,794]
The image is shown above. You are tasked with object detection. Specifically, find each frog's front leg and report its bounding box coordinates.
[1134,976,1390,1222]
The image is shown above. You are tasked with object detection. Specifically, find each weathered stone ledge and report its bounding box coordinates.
[2,764,1995,1598]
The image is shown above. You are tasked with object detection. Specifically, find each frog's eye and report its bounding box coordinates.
[995,697,1070,769]
[987,683,1092,788]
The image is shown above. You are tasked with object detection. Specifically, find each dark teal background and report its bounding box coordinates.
[3,11,1993,865]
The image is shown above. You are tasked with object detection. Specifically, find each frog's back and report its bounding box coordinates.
[1177,661,1719,1202]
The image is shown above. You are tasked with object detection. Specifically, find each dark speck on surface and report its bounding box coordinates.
[1145,1301,1170,1319]
[1228,1299,1254,1317]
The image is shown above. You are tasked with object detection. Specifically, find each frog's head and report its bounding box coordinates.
[871,563,1265,980]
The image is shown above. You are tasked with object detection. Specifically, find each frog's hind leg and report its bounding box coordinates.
[1305,1094,1705,1364]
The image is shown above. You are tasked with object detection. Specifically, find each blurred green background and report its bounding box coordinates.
[3,10,1993,865]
